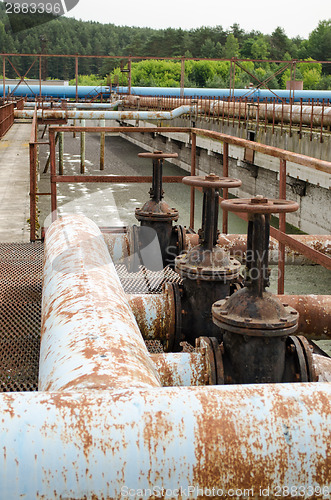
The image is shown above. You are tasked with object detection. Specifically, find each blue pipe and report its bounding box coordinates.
[1,83,330,102]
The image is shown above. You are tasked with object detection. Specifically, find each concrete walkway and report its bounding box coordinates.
[0,122,31,242]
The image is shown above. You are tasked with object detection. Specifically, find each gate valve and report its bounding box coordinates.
[211,196,313,384]
[174,173,242,347]
[135,151,179,223]
[175,173,242,280]
[132,151,184,270]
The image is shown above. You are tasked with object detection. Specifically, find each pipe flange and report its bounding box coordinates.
[175,251,241,282]
[135,205,179,222]
[287,335,316,382]
[195,337,224,385]
[163,282,182,352]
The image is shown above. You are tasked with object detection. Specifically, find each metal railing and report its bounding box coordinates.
[29,115,331,294]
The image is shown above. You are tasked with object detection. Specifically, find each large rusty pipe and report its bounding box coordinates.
[24,100,123,109]
[123,95,331,126]
[39,214,161,391]
[127,290,330,343]
[150,352,208,386]
[14,105,195,121]
[313,354,331,382]
[0,384,330,498]
[103,231,331,266]
[185,233,331,265]
[277,295,331,340]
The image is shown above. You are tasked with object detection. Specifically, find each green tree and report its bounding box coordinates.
[308,20,331,73]
[223,33,240,58]
[251,35,270,60]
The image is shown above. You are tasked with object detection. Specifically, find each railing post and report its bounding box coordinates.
[278,158,287,294]
[3,56,5,100]
[222,141,229,234]
[58,131,64,175]
[29,143,36,241]
[190,130,196,230]
[75,56,78,102]
[100,119,105,170]
[80,119,85,174]
[50,128,57,221]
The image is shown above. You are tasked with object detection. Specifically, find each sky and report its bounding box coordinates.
[64,0,330,38]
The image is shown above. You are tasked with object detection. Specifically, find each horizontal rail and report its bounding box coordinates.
[193,128,331,174]
[53,175,184,183]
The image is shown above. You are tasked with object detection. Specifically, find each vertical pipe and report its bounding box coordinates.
[127,57,132,95]
[190,131,196,229]
[278,158,286,295]
[80,119,85,174]
[39,56,42,99]
[180,57,185,98]
[75,56,78,102]
[49,128,57,221]
[58,131,64,175]
[2,56,5,99]
[29,143,36,241]
[222,142,229,234]
[100,119,105,170]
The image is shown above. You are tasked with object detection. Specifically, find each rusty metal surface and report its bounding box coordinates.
[127,285,176,343]
[182,174,242,189]
[221,197,299,214]
[0,102,14,137]
[313,354,331,382]
[40,214,161,391]
[150,352,208,386]
[0,242,43,391]
[278,295,331,340]
[0,384,330,497]
[15,105,195,121]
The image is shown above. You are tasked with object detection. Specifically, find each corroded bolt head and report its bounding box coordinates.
[250,195,268,204]
[205,173,219,181]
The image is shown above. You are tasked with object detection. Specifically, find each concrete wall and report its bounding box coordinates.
[119,119,331,235]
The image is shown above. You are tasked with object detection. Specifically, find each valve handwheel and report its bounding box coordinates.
[220,195,299,213]
[182,173,242,189]
[138,151,178,160]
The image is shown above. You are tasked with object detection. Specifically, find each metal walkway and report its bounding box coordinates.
[0,122,31,242]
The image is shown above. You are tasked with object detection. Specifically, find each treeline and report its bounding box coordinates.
[0,3,330,88]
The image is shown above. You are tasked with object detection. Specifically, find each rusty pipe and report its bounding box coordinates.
[185,233,331,265]
[102,232,331,266]
[313,354,331,382]
[122,95,331,127]
[127,286,176,343]
[0,384,330,497]
[277,294,331,340]
[39,214,161,391]
[150,352,209,386]
[14,105,195,121]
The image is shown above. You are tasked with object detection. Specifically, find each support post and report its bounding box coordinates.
[49,129,57,221]
[80,119,85,174]
[58,131,64,175]
[100,119,105,170]
[2,56,5,100]
[278,158,286,294]
[190,131,196,229]
[222,141,229,234]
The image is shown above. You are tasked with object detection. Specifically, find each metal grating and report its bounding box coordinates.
[115,264,183,294]
[0,242,43,391]
[0,242,185,391]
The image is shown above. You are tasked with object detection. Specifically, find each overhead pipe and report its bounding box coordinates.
[0,384,330,498]
[14,105,195,121]
[39,214,161,391]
